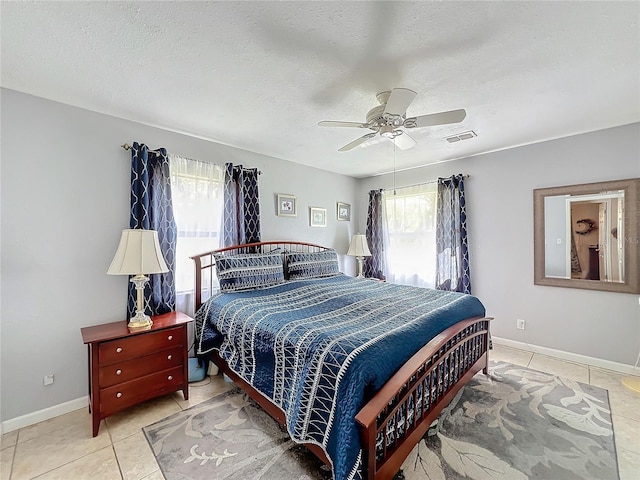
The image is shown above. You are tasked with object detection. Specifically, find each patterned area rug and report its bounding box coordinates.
[143,361,619,480]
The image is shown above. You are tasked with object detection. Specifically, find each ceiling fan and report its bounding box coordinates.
[318,88,466,152]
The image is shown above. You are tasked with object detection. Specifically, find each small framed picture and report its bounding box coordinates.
[337,202,351,221]
[277,194,297,217]
[310,207,327,227]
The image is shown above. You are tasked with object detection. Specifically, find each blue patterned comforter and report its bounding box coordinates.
[195,274,485,480]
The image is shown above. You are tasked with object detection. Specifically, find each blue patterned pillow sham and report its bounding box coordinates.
[285,250,341,280]
[214,252,285,292]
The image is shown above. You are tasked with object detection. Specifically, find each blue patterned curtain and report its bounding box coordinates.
[364,189,385,279]
[128,142,177,317]
[222,163,261,247]
[435,174,471,293]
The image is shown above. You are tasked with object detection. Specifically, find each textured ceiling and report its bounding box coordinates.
[2,1,639,178]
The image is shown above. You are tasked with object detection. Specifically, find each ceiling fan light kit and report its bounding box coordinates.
[379,125,396,138]
[318,87,467,152]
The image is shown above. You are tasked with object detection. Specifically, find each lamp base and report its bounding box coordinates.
[128,311,153,330]
[129,274,153,329]
[356,256,365,278]
[622,377,640,394]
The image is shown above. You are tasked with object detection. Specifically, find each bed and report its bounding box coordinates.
[191,241,491,480]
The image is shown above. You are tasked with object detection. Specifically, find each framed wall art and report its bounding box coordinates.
[337,202,351,221]
[310,207,327,227]
[277,194,297,217]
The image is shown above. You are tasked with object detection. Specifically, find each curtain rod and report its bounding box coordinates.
[385,174,470,192]
[121,143,262,174]
[121,143,162,153]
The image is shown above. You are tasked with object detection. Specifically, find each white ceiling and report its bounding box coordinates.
[2,1,639,178]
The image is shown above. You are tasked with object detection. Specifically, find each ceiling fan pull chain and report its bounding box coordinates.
[393,141,397,196]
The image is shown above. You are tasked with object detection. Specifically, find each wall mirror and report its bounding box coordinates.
[534,178,639,294]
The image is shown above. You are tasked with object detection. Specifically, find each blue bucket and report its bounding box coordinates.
[188,358,206,383]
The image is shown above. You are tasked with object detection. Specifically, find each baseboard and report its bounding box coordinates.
[492,336,640,376]
[2,339,638,434]
[1,396,88,434]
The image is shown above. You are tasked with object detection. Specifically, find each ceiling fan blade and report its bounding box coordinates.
[384,88,417,116]
[318,120,368,128]
[406,109,467,128]
[393,131,417,150]
[338,132,378,152]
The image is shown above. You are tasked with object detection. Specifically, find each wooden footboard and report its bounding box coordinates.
[206,317,491,480]
[355,316,491,479]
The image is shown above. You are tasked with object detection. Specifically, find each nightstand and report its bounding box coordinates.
[81,311,193,437]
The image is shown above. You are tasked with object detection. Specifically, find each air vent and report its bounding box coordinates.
[445,130,477,143]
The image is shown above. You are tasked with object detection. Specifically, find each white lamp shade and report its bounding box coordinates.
[347,234,372,257]
[107,229,169,275]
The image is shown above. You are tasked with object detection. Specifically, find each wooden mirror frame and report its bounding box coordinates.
[534,178,640,294]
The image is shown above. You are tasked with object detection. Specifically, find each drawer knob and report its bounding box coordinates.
[168,335,173,341]
[116,347,123,353]
[116,369,122,375]
[168,375,173,381]
[167,355,172,360]
[116,392,123,398]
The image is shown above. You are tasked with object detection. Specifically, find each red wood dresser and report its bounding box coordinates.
[81,311,193,436]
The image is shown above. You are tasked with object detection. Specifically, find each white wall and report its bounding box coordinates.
[0,88,358,423]
[357,123,640,366]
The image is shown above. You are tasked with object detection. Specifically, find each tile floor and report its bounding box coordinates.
[1,345,639,479]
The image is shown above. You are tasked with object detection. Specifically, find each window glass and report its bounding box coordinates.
[384,183,437,288]
[170,155,224,296]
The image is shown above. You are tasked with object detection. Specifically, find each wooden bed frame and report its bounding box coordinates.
[191,241,492,480]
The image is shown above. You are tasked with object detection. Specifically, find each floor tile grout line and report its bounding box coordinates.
[14,444,114,480]
[617,445,640,457]
[7,440,17,480]
[111,443,125,480]
[611,411,640,423]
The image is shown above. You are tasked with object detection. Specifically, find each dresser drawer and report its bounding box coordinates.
[100,365,184,416]
[99,326,185,365]
[98,346,184,388]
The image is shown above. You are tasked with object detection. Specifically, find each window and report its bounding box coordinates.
[384,183,437,288]
[169,155,224,313]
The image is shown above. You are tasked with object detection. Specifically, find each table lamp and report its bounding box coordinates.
[347,233,372,278]
[107,229,169,329]
[622,350,640,393]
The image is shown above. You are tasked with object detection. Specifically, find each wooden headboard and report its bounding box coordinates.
[189,241,331,311]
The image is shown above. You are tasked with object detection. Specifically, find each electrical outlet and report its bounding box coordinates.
[43,374,54,386]
[516,319,526,330]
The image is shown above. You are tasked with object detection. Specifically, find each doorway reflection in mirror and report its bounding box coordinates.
[544,190,624,283]
[534,177,639,294]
